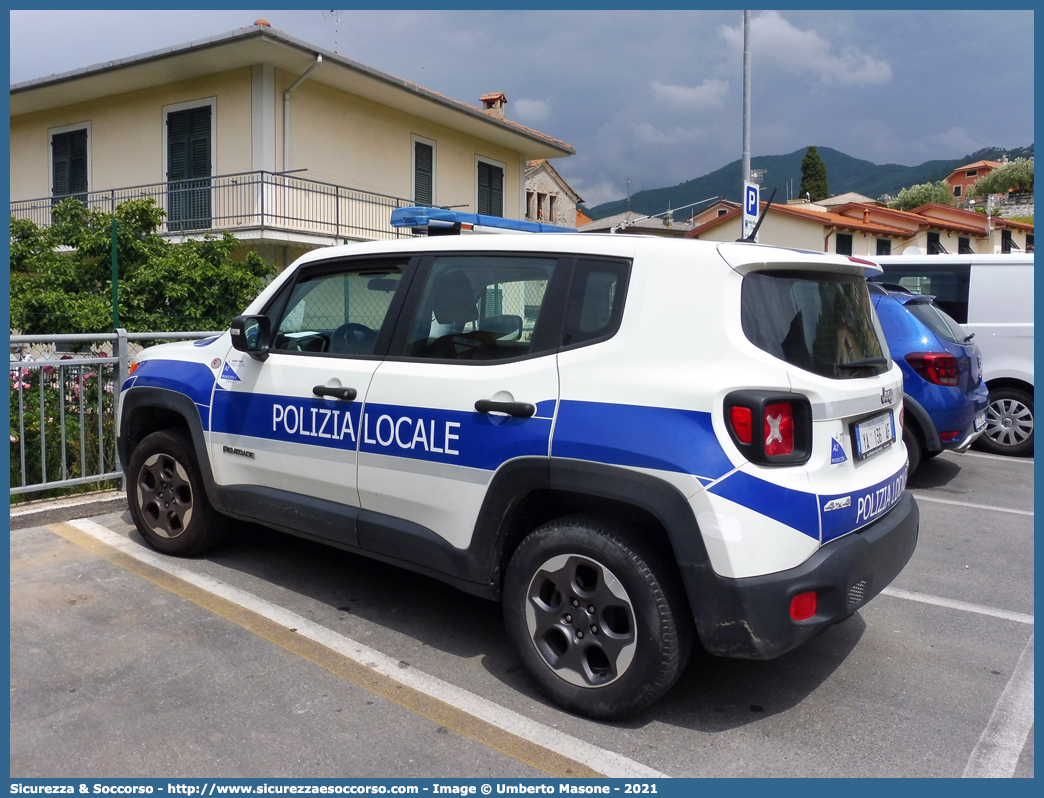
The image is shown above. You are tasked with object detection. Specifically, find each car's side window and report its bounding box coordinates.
[272,264,405,356]
[562,259,630,348]
[404,255,558,361]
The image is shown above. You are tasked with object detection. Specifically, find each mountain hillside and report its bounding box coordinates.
[584,144,1033,221]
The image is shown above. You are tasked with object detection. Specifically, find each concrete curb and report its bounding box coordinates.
[10,490,127,530]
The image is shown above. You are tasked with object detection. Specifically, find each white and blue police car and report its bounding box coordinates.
[117,208,918,719]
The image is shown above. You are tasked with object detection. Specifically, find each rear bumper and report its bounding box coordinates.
[685,491,919,659]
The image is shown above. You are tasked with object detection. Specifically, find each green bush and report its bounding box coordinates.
[10,198,275,334]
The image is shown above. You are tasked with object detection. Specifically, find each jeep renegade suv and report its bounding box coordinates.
[118,223,918,719]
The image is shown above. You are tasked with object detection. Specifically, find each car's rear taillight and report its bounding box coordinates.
[905,352,959,385]
[763,402,794,456]
[724,391,812,465]
[730,406,753,444]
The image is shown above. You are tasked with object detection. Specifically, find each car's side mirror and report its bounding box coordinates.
[230,315,271,361]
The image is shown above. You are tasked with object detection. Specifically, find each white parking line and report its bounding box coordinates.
[946,450,1033,465]
[65,518,666,779]
[908,492,1033,517]
[962,634,1035,778]
[880,587,1034,626]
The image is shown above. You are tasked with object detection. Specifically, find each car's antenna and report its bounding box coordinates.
[737,187,778,243]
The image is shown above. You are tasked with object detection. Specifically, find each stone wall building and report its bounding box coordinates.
[525,159,582,228]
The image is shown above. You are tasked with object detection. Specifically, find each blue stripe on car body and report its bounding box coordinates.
[551,400,735,483]
[127,360,216,408]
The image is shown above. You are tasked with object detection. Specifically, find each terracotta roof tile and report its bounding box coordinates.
[685,202,912,239]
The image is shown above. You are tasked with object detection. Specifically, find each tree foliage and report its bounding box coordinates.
[10,198,275,334]
[799,146,829,202]
[969,157,1034,198]
[887,181,953,211]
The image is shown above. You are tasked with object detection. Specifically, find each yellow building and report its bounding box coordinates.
[10,21,574,270]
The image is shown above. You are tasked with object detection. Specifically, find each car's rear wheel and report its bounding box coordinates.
[978,387,1034,457]
[127,429,228,556]
[903,423,923,474]
[503,515,692,719]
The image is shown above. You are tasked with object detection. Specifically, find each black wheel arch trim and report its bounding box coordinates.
[902,395,940,452]
[118,386,225,510]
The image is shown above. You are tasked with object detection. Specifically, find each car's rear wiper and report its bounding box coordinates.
[838,356,888,370]
[964,333,975,343]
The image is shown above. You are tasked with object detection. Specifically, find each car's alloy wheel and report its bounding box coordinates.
[127,429,228,556]
[524,553,637,688]
[979,388,1034,457]
[136,452,194,539]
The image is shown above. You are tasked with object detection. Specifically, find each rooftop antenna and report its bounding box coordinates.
[626,177,631,213]
[322,10,343,53]
[611,195,718,234]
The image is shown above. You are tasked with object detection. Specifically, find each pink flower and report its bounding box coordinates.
[42,365,56,374]
[10,435,17,444]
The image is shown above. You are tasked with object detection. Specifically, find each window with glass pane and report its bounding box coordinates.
[563,260,629,347]
[273,266,403,355]
[405,256,557,361]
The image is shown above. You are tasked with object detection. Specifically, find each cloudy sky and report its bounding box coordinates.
[9,9,1035,207]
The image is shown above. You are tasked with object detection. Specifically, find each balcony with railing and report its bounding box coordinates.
[10,171,416,243]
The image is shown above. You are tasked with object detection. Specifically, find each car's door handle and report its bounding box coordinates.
[313,385,357,401]
[475,399,536,418]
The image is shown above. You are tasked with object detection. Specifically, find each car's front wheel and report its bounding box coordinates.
[978,387,1034,457]
[126,429,228,556]
[503,515,692,719]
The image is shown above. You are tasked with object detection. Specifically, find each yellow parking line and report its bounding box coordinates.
[46,522,603,778]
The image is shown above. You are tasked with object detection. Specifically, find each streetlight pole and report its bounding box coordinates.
[742,10,751,187]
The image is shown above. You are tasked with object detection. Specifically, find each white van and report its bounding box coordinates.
[870,254,1034,456]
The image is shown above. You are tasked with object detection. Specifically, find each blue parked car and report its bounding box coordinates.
[868,282,989,473]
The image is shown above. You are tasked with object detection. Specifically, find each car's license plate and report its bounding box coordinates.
[853,410,895,460]
[975,409,986,431]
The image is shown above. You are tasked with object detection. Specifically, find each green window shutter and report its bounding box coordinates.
[415,142,433,206]
[167,106,212,230]
[167,106,211,181]
[52,129,87,198]
[477,162,504,217]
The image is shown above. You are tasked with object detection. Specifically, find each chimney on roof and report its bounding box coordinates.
[863,208,870,223]
[255,19,271,27]
[480,92,507,120]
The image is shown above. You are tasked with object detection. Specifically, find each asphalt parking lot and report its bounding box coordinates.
[10,449,1033,778]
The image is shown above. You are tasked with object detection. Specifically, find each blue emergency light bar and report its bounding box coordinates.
[390,206,577,234]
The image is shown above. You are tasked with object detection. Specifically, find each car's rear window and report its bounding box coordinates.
[905,300,967,345]
[741,270,888,379]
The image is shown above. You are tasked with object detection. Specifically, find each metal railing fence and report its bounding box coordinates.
[11,170,416,242]
[9,330,221,497]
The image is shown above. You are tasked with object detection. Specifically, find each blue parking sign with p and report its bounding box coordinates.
[745,184,758,215]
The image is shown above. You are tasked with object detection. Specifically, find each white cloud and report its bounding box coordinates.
[651,78,729,109]
[512,99,551,124]
[720,10,892,86]
[634,122,707,145]
[570,177,622,207]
